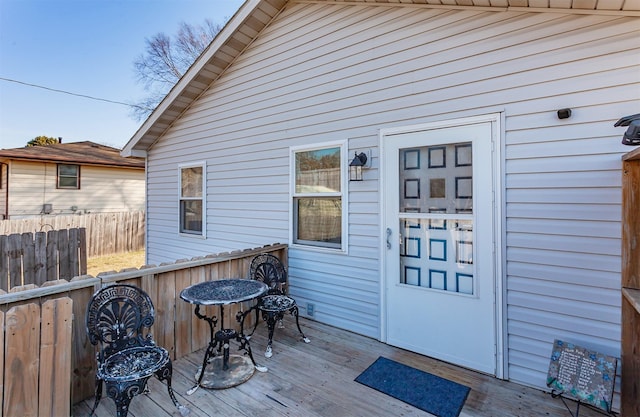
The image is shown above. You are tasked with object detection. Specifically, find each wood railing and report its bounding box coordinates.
[0,243,287,417]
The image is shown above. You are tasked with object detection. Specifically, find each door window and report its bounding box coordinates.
[398,143,474,294]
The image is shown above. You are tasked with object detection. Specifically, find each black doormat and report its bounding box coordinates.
[355,356,470,417]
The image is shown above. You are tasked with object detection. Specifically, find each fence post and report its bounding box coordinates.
[3,303,40,417]
[21,233,35,285]
[46,230,58,282]
[68,229,79,279]
[8,234,22,288]
[78,228,87,276]
[34,232,47,286]
[0,236,7,292]
[58,230,70,280]
[38,298,73,417]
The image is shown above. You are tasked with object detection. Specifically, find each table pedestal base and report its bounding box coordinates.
[194,355,255,389]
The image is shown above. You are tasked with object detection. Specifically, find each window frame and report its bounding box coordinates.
[57,164,80,189]
[290,141,348,252]
[178,161,206,238]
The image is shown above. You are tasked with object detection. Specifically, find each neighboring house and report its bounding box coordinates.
[122,0,639,405]
[0,141,145,219]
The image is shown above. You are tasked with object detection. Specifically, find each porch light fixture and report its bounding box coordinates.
[614,113,640,146]
[349,152,368,181]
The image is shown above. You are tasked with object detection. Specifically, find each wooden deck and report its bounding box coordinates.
[73,318,605,417]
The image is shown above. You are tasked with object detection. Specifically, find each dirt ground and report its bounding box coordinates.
[86,250,145,276]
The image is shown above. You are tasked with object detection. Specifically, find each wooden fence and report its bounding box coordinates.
[1,297,72,417]
[0,243,287,417]
[0,211,145,257]
[0,228,87,292]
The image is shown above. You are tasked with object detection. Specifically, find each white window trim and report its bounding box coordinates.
[57,163,80,189]
[289,141,348,253]
[178,161,206,239]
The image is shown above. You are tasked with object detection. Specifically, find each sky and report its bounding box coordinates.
[0,0,245,150]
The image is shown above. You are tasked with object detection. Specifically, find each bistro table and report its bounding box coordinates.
[180,278,268,394]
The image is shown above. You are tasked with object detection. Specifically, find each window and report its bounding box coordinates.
[179,162,205,236]
[292,143,346,250]
[57,164,80,189]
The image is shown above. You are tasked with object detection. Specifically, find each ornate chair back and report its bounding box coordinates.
[249,253,287,295]
[86,284,156,360]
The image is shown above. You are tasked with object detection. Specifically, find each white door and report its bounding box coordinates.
[383,120,497,375]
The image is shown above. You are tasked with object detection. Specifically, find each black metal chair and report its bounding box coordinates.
[85,284,189,417]
[246,253,310,357]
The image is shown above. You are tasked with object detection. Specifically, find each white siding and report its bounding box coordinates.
[144,2,639,391]
[7,160,145,217]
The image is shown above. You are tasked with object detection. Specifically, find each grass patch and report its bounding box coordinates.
[87,250,145,276]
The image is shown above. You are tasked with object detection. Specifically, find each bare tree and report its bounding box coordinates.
[131,19,223,120]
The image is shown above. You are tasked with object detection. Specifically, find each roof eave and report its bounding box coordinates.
[0,155,144,169]
[120,0,639,158]
[121,0,279,157]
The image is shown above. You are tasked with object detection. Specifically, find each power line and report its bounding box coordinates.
[0,76,153,111]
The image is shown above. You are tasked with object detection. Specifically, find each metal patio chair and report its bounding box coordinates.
[245,253,310,357]
[86,284,189,417]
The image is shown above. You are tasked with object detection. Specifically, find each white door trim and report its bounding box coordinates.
[378,113,505,379]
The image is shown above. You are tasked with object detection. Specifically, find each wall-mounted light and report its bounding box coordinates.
[614,113,640,146]
[349,151,368,181]
[557,108,572,119]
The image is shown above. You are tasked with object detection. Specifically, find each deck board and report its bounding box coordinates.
[72,318,605,417]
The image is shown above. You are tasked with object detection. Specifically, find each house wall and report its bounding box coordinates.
[7,160,145,218]
[144,3,639,391]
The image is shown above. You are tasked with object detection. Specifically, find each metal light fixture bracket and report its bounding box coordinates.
[349,151,369,181]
